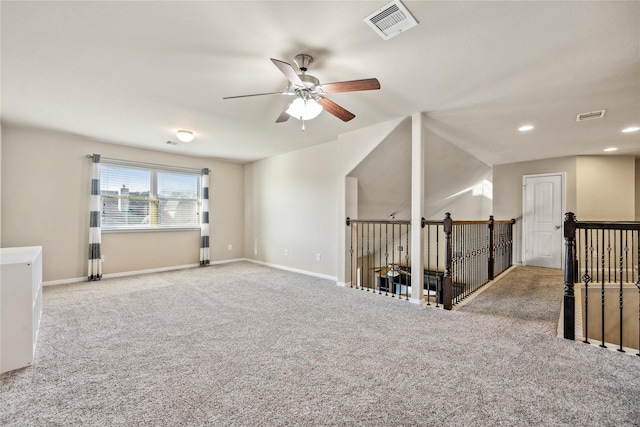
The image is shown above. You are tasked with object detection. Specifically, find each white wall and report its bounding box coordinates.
[423,122,493,221]
[348,118,493,222]
[1,125,244,282]
[637,158,640,221]
[576,156,636,221]
[0,123,2,245]
[244,117,406,282]
[493,156,577,264]
[493,154,638,264]
[244,141,339,277]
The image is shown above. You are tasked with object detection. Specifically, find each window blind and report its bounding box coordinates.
[100,160,201,231]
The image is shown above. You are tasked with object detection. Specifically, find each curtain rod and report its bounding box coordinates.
[86,154,206,174]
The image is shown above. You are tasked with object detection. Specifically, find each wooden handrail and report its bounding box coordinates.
[575,221,640,230]
[346,217,410,226]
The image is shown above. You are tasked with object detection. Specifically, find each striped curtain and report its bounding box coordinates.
[200,168,210,266]
[88,154,102,280]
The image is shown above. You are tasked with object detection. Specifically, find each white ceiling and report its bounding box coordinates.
[2,1,639,165]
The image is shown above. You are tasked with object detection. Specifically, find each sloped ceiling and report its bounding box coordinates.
[349,117,493,220]
[1,1,639,164]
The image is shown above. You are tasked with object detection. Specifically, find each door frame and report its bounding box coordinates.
[521,172,566,269]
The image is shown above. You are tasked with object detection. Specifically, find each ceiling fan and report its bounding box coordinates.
[223,54,380,129]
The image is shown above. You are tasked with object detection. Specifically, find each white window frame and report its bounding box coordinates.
[99,158,202,232]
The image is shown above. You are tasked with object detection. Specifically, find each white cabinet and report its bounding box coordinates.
[1,246,43,373]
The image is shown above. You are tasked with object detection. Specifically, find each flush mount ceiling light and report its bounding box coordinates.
[622,126,639,133]
[518,125,534,132]
[603,147,618,152]
[176,129,194,142]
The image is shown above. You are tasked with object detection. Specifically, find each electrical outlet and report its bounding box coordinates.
[101,255,105,263]
[284,249,289,257]
[316,253,321,262]
[227,244,233,251]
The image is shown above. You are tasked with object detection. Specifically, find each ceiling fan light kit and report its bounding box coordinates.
[286,97,323,121]
[223,54,381,130]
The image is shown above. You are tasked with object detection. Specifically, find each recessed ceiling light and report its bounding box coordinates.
[622,126,639,133]
[518,125,534,132]
[176,129,194,142]
[603,147,618,152]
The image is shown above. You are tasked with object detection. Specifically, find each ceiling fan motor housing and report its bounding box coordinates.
[293,54,314,72]
[299,74,319,88]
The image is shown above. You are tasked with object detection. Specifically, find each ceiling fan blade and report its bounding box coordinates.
[223,91,290,100]
[270,58,304,86]
[317,97,356,122]
[320,78,380,94]
[276,100,293,123]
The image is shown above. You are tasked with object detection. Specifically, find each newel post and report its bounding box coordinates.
[488,215,495,281]
[563,212,576,340]
[443,212,453,310]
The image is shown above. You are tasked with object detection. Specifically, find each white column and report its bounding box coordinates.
[410,112,425,304]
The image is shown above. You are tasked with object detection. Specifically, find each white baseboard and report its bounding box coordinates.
[43,276,87,287]
[42,259,245,287]
[247,259,338,282]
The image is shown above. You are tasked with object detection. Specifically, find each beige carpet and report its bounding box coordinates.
[458,266,565,331]
[1,262,639,426]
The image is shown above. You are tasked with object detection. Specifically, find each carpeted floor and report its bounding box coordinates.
[457,266,565,330]
[1,262,639,426]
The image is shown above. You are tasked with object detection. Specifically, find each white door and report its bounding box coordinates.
[523,173,564,269]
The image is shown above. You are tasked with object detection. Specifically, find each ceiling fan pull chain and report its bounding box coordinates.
[302,119,306,131]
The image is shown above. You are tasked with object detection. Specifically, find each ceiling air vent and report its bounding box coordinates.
[364,0,418,40]
[576,110,606,122]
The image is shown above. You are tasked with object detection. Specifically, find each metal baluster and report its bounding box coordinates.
[391,223,395,298]
[349,221,354,288]
[455,224,460,303]
[378,224,383,294]
[467,224,471,296]
[453,224,458,304]
[436,224,440,308]
[595,229,600,283]
[466,224,470,297]
[366,223,370,291]
[384,224,389,296]
[359,223,365,290]
[637,229,640,357]
[607,230,612,283]
[618,229,624,352]
[471,224,475,295]
[355,223,359,289]
[460,224,465,303]
[405,223,410,301]
[372,223,376,292]
[473,224,478,293]
[583,228,591,344]
[600,228,607,348]
[426,224,431,306]
[624,230,629,283]
[609,230,620,283]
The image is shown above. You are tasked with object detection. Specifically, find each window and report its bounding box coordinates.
[100,159,202,231]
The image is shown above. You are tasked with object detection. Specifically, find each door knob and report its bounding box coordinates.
[555,225,561,230]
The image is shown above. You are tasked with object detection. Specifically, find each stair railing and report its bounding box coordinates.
[563,212,640,355]
[346,213,516,310]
